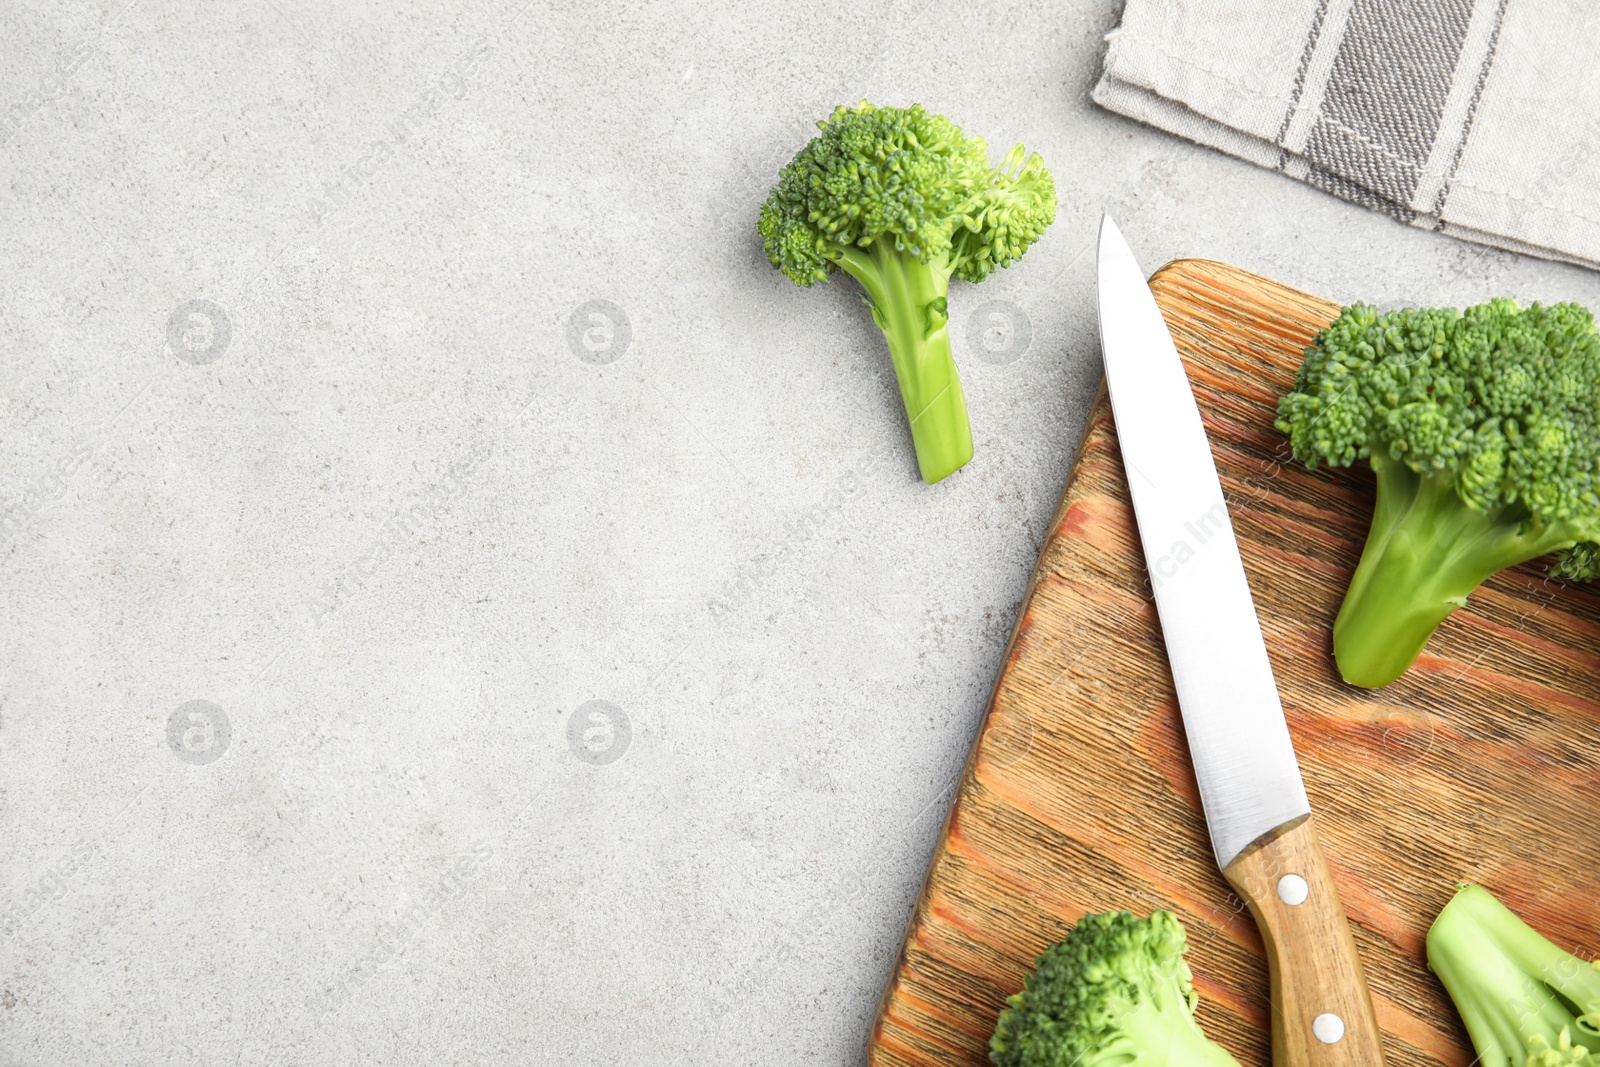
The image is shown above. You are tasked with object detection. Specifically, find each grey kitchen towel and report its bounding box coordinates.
[1093,0,1600,271]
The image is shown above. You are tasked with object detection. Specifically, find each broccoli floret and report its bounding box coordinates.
[1275,299,1600,687]
[1428,885,1600,1067]
[990,910,1242,1067]
[759,102,1056,484]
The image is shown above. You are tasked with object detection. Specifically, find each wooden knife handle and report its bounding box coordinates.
[1222,815,1384,1067]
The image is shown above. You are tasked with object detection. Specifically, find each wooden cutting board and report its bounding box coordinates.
[867,259,1600,1067]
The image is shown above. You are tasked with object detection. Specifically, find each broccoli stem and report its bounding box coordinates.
[1119,1000,1246,1067]
[1333,451,1579,688]
[1427,886,1600,1067]
[837,242,973,484]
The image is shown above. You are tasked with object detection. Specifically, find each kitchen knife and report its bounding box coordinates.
[1095,214,1383,1067]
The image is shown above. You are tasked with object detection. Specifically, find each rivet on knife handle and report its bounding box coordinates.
[1222,815,1384,1067]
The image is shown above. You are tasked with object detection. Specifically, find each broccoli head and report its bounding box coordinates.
[759,102,1056,484]
[1275,299,1600,687]
[1428,885,1600,1067]
[990,910,1241,1067]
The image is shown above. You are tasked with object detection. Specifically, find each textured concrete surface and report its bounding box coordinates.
[3,1,1598,1064]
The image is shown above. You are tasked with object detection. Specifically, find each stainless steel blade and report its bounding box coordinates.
[1095,214,1309,870]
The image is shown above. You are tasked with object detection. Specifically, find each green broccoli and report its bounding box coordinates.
[1275,299,1600,688]
[758,102,1056,484]
[1427,884,1600,1067]
[990,910,1242,1067]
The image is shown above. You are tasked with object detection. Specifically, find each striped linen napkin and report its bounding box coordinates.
[1092,0,1600,271]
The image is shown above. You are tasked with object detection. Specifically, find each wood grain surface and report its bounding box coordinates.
[866,259,1600,1067]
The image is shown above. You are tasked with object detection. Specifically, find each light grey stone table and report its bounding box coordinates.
[3,1,1597,1064]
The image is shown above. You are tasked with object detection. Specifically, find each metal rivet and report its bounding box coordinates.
[1313,1013,1345,1044]
[1277,873,1309,906]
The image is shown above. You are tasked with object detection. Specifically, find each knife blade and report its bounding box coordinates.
[1096,214,1384,1067]
[1096,216,1308,868]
